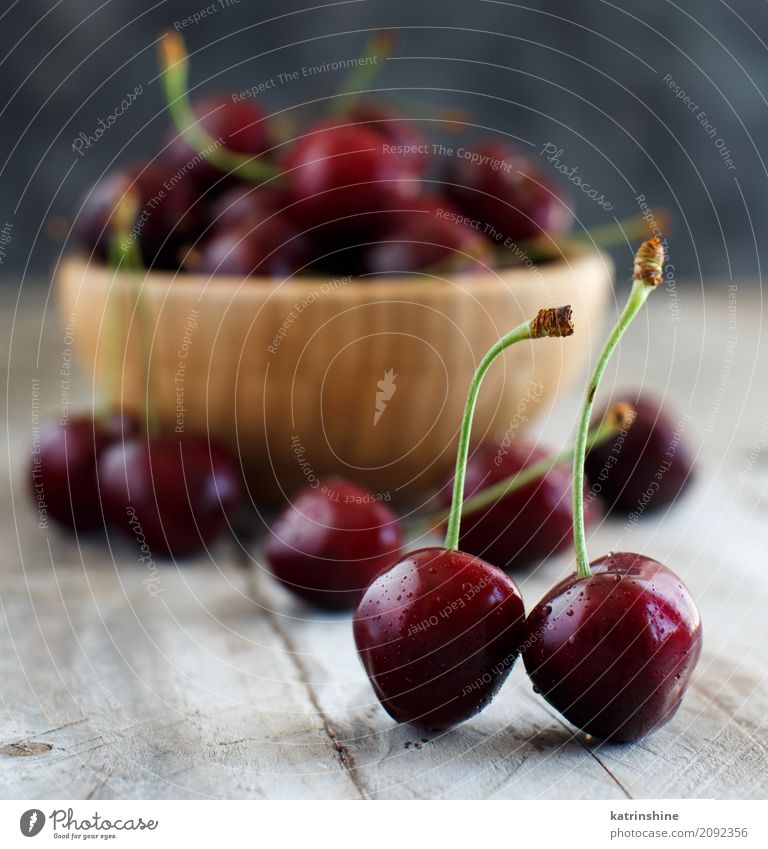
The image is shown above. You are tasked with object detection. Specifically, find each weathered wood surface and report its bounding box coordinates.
[1,282,766,799]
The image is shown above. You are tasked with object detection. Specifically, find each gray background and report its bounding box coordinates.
[1,0,766,283]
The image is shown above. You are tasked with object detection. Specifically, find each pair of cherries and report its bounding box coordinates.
[31,411,242,558]
[267,240,702,743]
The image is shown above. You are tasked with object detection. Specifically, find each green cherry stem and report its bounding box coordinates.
[413,401,634,533]
[518,211,671,262]
[158,31,281,184]
[444,306,575,551]
[573,236,665,577]
[326,31,398,116]
[104,191,143,420]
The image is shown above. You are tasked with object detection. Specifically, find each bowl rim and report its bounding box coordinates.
[58,243,611,301]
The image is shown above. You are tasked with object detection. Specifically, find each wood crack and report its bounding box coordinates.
[243,555,369,799]
[542,703,633,799]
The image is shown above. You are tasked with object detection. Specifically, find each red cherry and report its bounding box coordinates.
[162,95,273,189]
[99,434,243,558]
[75,162,202,267]
[445,141,571,242]
[360,204,495,275]
[283,124,420,234]
[346,102,431,174]
[265,478,403,610]
[188,216,310,278]
[438,440,598,572]
[207,184,286,232]
[585,394,694,517]
[353,547,525,729]
[521,551,702,742]
[29,411,141,533]
[30,416,110,532]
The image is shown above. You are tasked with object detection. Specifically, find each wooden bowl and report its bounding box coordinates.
[57,249,612,504]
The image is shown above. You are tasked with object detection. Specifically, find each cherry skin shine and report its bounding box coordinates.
[522,552,702,742]
[354,547,525,729]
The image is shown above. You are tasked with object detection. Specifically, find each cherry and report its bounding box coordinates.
[346,101,431,174]
[585,393,694,517]
[445,140,571,243]
[186,216,310,278]
[264,478,403,610]
[354,547,525,728]
[75,162,202,267]
[520,237,702,742]
[162,94,273,189]
[283,123,420,235]
[30,411,139,533]
[360,204,495,275]
[437,440,597,572]
[522,552,702,742]
[99,434,243,558]
[354,306,575,728]
[30,416,109,532]
[207,184,286,232]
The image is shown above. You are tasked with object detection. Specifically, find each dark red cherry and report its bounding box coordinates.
[75,162,202,267]
[585,394,694,517]
[346,102,431,174]
[360,203,495,275]
[521,551,702,742]
[283,124,420,234]
[438,440,597,572]
[30,416,110,532]
[265,478,403,610]
[187,216,310,278]
[445,141,571,242]
[162,95,273,189]
[353,547,525,729]
[207,184,286,232]
[99,434,243,558]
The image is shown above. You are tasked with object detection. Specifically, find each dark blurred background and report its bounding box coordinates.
[1,0,766,283]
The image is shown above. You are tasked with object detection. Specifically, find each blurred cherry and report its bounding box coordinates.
[283,123,420,234]
[265,478,403,610]
[30,411,140,533]
[361,204,495,275]
[163,94,273,189]
[585,394,694,517]
[207,184,287,232]
[445,140,571,243]
[346,102,431,174]
[75,162,202,267]
[100,434,242,558]
[187,216,310,278]
[438,440,597,572]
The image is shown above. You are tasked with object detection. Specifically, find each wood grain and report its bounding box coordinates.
[1,282,766,799]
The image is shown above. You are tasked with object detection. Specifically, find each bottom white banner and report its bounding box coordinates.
[0,799,765,848]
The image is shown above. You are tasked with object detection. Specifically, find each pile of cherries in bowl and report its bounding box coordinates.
[75,96,572,278]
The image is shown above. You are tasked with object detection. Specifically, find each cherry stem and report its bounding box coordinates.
[158,31,281,184]
[106,189,158,437]
[383,93,471,132]
[444,306,574,551]
[518,211,670,260]
[573,237,665,578]
[104,192,143,421]
[415,403,634,531]
[326,31,398,116]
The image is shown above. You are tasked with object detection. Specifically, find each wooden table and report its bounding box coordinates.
[2,282,766,800]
